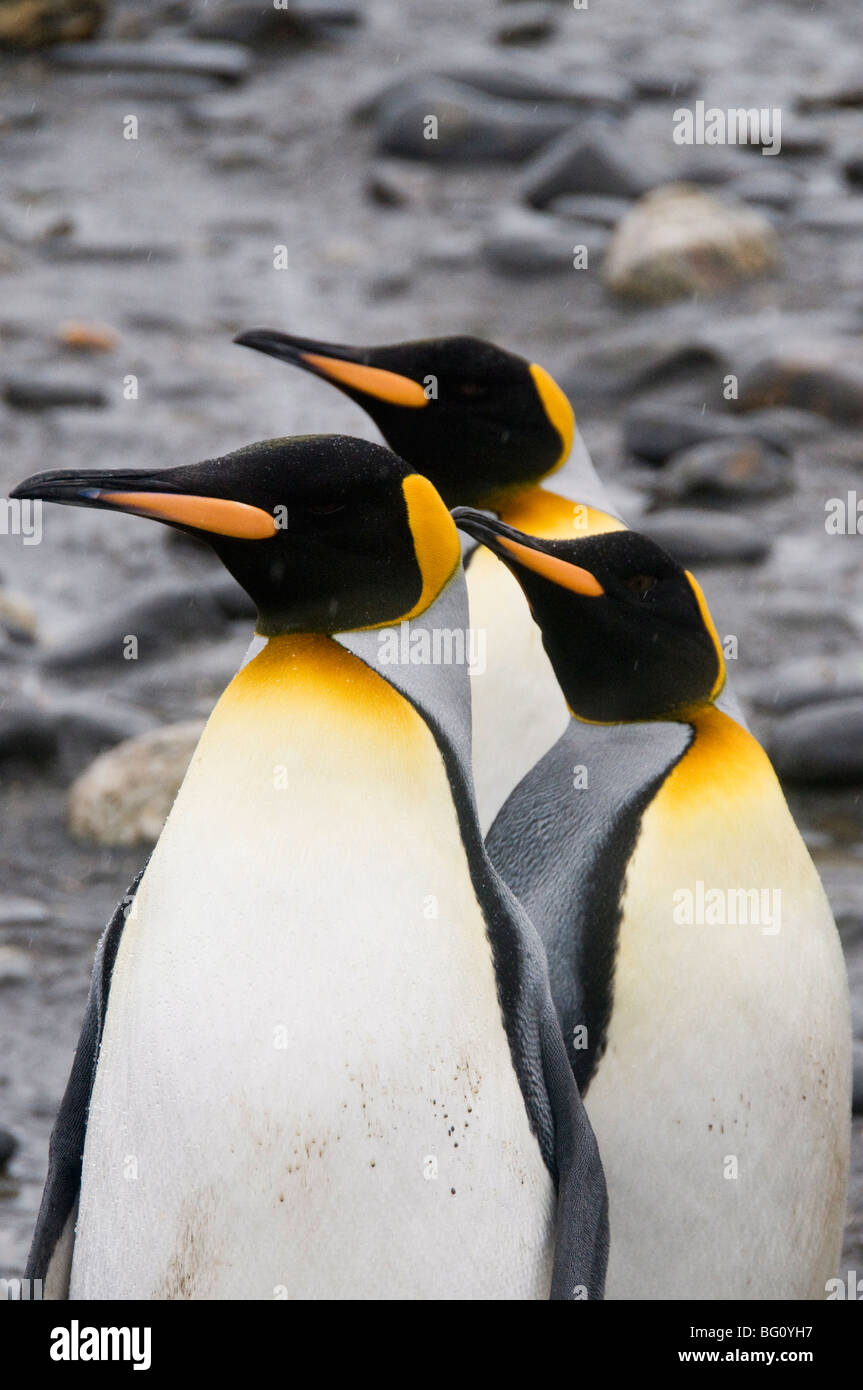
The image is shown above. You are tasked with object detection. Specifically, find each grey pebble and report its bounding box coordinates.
[623,403,794,465]
[519,126,652,209]
[649,437,794,505]
[640,508,770,565]
[48,39,251,82]
[768,698,863,786]
[3,376,108,410]
[375,77,576,163]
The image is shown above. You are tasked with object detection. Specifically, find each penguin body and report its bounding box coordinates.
[454,513,851,1301]
[17,439,608,1301]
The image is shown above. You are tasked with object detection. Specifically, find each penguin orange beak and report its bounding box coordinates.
[234,329,429,409]
[10,470,278,540]
[452,508,604,597]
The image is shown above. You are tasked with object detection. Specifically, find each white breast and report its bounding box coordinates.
[585,717,851,1300]
[468,549,569,832]
[70,638,554,1300]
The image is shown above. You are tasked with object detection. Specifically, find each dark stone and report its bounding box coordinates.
[768,699,863,786]
[629,69,698,101]
[0,706,57,764]
[3,375,108,410]
[42,582,238,673]
[650,437,793,504]
[844,154,863,190]
[0,1127,17,1173]
[355,65,630,123]
[495,3,557,45]
[375,76,577,163]
[640,509,770,565]
[48,39,252,82]
[52,703,157,777]
[482,209,607,276]
[731,358,863,425]
[191,0,359,44]
[623,404,793,465]
[519,126,652,208]
[747,655,863,715]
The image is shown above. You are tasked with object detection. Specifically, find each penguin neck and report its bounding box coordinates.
[651,703,780,818]
[498,487,625,541]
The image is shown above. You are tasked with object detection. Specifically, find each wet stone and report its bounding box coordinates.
[48,39,252,82]
[768,698,863,786]
[482,208,608,276]
[189,0,361,45]
[494,3,557,45]
[374,76,576,163]
[2,374,108,410]
[730,357,863,425]
[623,404,794,465]
[640,508,770,565]
[41,581,238,673]
[520,126,652,209]
[746,655,863,715]
[649,437,794,505]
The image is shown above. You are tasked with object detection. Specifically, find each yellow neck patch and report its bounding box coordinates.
[684,570,726,703]
[529,363,575,475]
[499,487,626,540]
[399,473,461,621]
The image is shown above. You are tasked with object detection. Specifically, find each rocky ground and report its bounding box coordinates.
[1,0,862,1289]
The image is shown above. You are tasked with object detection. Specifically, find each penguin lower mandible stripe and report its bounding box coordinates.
[13,439,608,1302]
[233,329,626,828]
[453,508,851,1302]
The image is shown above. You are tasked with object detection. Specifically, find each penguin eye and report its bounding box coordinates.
[624,574,659,597]
[307,503,347,517]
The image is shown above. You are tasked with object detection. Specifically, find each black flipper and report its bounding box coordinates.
[25,870,146,1296]
[487,720,692,1092]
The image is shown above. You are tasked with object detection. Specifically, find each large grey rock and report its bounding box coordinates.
[604,184,779,303]
[520,126,653,208]
[731,357,863,425]
[375,76,576,162]
[68,720,206,847]
[623,403,795,464]
[768,699,863,786]
[640,509,770,565]
[49,39,251,82]
[650,437,793,504]
[482,207,607,275]
[42,580,242,673]
[747,655,863,715]
[355,64,631,122]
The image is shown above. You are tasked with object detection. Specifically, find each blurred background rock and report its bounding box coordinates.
[1,0,862,1285]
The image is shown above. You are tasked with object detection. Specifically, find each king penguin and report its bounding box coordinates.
[451,508,851,1301]
[13,438,608,1301]
[233,329,627,829]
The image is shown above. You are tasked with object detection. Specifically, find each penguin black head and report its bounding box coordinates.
[11,437,461,637]
[233,330,574,510]
[452,509,726,723]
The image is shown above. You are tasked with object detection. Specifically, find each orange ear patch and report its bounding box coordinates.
[498,535,604,596]
[93,491,278,540]
[302,354,428,408]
